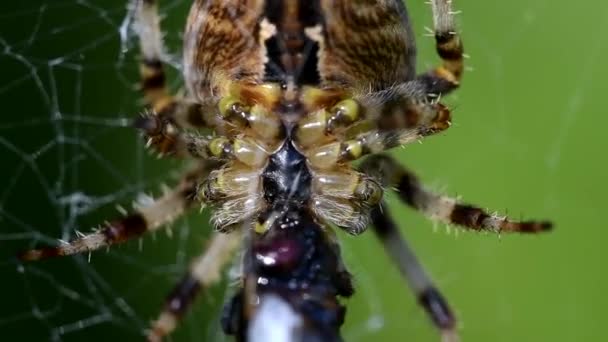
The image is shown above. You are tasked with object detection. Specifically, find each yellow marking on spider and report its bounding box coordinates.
[332,98,360,123]
[434,66,459,85]
[208,137,229,157]
[218,95,240,118]
[342,140,363,160]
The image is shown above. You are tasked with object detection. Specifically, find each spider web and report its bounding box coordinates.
[1,0,597,341]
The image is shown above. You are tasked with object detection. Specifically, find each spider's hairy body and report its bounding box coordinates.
[17,1,552,341]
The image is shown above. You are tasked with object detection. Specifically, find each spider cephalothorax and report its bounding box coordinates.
[18,1,552,341]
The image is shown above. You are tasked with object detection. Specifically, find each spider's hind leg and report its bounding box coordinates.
[18,166,204,261]
[148,231,242,342]
[370,203,458,342]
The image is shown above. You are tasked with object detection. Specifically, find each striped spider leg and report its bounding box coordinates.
[370,203,458,342]
[18,165,203,262]
[147,231,243,342]
[133,0,231,157]
[361,154,553,235]
[411,0,465,97]
[134,0,282,159]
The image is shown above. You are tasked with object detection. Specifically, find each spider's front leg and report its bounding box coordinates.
[298,93,452,169]
[418,0,465,96]
[357,0,465,110]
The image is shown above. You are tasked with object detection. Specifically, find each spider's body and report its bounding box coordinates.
[18,1,552,341]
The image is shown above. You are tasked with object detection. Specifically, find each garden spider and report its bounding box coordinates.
[17,0,552,341]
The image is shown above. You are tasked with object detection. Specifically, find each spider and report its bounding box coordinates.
[17,0,553,341]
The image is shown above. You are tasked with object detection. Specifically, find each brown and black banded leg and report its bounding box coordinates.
[361,154,553,234]
[134,0,225,155]
[17,167,201,261]
[148,231,242,342]
[135,0,172,113]
[133,117,221,160]
[365,0,464,104]
[418,0,465,96]
[371,204,458,342]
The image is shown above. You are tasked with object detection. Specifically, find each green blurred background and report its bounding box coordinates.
[0,0,604,341]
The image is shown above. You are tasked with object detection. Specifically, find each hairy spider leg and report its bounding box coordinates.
[135,0,231,156]
[136,0,170,111]
[18,166,204,261]
[346,0,465,111]
[418,0,465,95]
[301,99,452,169]
[379,0,465,99]
[370,203,458,342]
[148,231,242,342]
[361,154,553,234]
